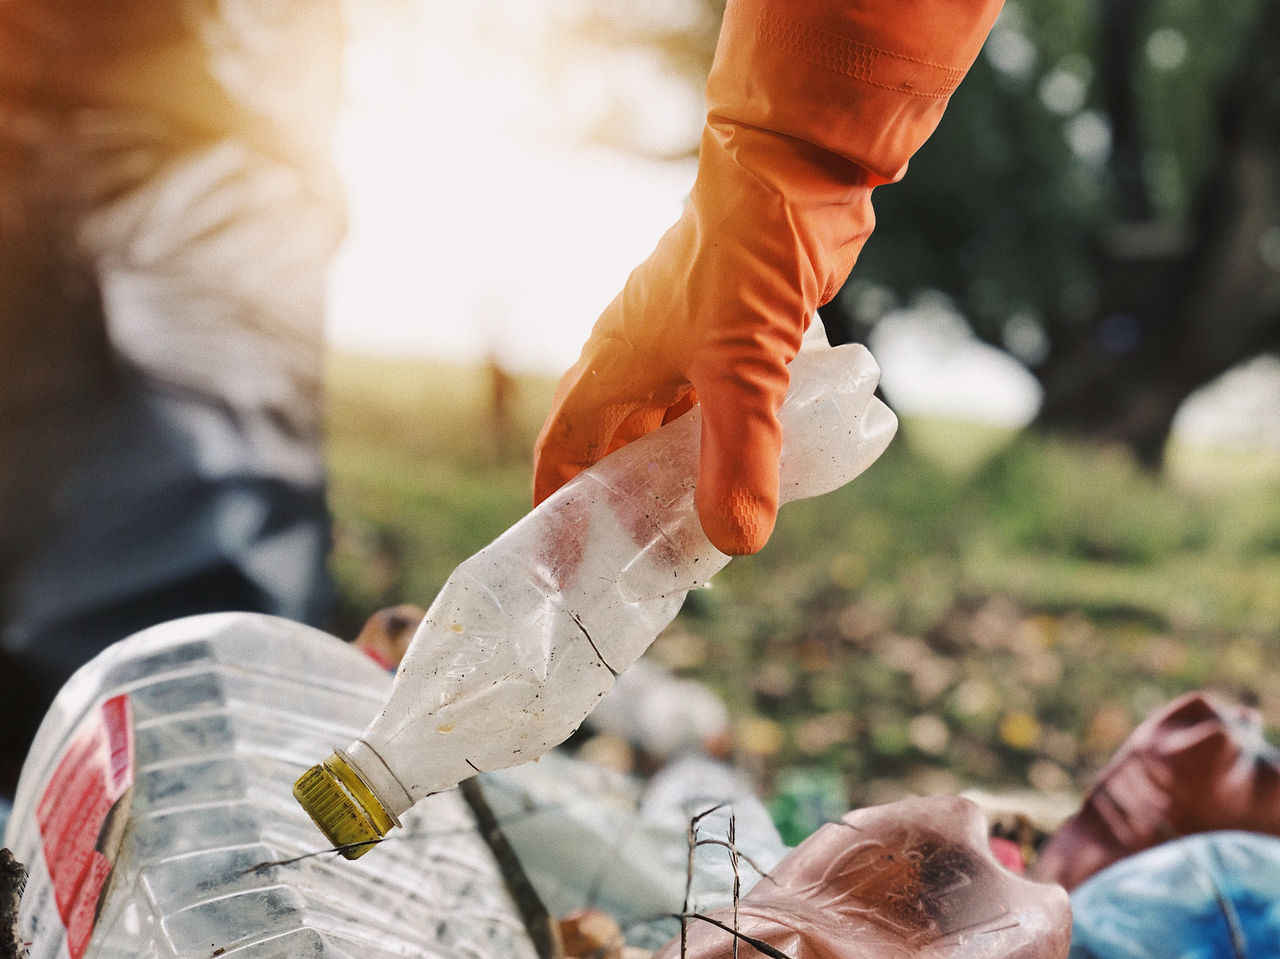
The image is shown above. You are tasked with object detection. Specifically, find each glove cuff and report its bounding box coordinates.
[708,0,1005,183]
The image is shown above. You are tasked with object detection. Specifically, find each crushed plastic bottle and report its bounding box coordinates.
[653,795,1072,959]
[3,612,543,959]
[295,338,898,856]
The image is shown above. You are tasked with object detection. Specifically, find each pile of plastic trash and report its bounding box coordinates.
[520,660,1280,958]
[4,608,1279,958]
[349,608,1280,957]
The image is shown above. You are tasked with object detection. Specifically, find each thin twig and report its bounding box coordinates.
[682,802,771,959]
[672,913,795,959]
[241,838,382,873]
[681,804,728,955]
[729,814,739,959]
[682,814,696,956]
[460,777,563,959]
[690,803,730,827]
[690,839,774,883]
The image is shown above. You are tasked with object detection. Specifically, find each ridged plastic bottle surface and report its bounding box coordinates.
[3,613,541,959]
[335,343,897,827]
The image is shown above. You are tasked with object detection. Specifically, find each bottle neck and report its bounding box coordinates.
[345,738,414,819]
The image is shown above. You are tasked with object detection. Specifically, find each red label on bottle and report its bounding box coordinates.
[35,695,134,959]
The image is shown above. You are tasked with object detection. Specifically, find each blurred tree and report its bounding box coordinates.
[835,0,1280,467]
[558,0,1280,467]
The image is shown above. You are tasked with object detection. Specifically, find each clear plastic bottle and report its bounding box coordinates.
[295,340,897,857]
[3,612,542,959]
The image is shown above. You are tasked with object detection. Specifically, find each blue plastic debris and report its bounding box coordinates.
[1069,831,1280,958]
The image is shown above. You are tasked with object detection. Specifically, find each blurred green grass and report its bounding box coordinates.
[325,352,1280,811]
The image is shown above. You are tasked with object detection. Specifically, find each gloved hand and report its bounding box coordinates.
[534,0,1004,555]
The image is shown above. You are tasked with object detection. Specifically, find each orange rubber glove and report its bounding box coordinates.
[534,0,1004,555]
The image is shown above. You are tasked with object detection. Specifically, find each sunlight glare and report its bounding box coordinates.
[325,3,697,373]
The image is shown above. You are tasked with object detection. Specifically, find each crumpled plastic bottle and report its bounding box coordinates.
[1068,830,1280,958]
[295,337,898,856]
[653,794,1072,959]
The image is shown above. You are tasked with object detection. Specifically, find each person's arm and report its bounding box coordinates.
[534,0,1004,555]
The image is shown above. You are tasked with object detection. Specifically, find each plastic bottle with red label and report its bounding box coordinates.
[2,612,545,959]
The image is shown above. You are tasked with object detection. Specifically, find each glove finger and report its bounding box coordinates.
[691,356,790,555]
[533,339,684,505]
[604,402,676,458]
[533,359,634,505]
[605,383,697,456]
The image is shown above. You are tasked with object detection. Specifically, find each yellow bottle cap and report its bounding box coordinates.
[293,751,397,860]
